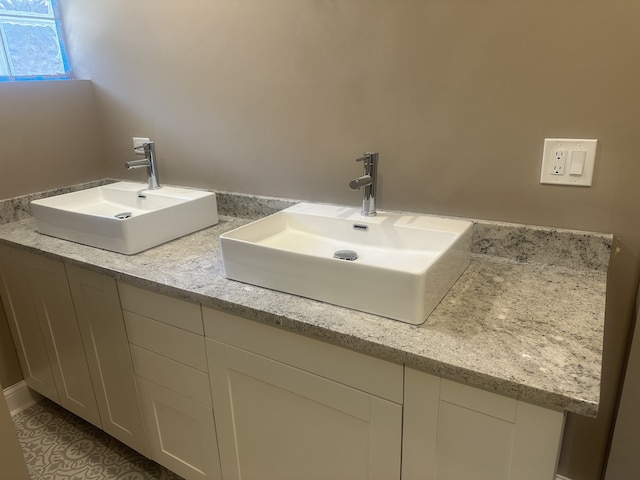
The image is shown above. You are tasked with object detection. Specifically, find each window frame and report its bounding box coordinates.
[0,0,71,82]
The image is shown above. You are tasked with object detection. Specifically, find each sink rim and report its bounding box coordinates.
[31,181,219,255]
[31,181,214,217]
[222,202,471,271]
[220,202,472,324]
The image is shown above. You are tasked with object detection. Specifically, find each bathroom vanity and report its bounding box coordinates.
[0,182,610,480]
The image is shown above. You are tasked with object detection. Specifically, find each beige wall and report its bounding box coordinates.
[61,1,639,233]
[0,80,107,200]
[0,0,632,478]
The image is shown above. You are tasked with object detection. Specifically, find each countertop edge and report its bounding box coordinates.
[4,235,600,417]
[0,187,608,417]
[61,252,602,417]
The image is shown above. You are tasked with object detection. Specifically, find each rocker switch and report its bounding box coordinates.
[569,151,586,176]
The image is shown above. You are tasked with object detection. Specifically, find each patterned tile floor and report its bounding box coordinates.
[12,399,184,480]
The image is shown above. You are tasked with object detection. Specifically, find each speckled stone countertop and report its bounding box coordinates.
[0,181,611,417]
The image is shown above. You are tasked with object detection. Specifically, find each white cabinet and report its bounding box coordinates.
[0,246,149,459]
[136,376,220,480]
[402,367,565,480]
[119,282,222,480]
[204,307,404,480]
[66,264,149,456]
[1,242,569,480]
[0,244,58,401]
[21,251,101,427]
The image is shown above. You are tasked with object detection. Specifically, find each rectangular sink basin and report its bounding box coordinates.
[31,182,218,255]
[220,202,472,324]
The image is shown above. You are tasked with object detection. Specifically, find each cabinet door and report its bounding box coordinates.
[0,244,58,401]
[207,339,402,480]
[66,264,149,457]
[22,251,101,428]
[136,376,221,480]
[403,368,565,480]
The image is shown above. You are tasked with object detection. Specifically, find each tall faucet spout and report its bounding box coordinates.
[125,159,150,169]
[349,152,378,217]
[124,141,160,190]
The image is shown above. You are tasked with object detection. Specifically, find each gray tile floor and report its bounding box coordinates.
[12,399,184,480]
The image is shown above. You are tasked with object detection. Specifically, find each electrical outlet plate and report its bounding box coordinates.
[132,137,150,153]
[540,138,597,187]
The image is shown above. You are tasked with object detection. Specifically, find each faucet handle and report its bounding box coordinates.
[356,152,378,165]
[134,141,155,155]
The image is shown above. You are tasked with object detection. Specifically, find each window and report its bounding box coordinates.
[0,0,70,81]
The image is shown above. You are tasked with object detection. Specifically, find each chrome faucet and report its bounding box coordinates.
[349,152,378,216]
[125,141,160,190]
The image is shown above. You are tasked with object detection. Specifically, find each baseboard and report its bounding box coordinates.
[3,381,43,416]
[557,475,572,480]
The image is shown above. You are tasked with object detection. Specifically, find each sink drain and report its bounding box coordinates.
[333,250,358,261]
[114,212,133,219]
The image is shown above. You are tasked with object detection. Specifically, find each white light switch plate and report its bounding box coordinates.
[132,137,150,154]
[540,138,597,187]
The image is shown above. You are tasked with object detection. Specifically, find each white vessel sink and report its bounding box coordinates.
[220,202,472,324]
[31,182,218,255]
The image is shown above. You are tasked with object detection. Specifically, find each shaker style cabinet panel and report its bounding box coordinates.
[119,282,221,480]
[118,282,203,334]
[136,376,221,480]
[208,340,403,480]
[66,264,149,457]
[22,252,101,428]
[129,344,212,407]
[0,248,152,460]
[204,308,403,480]
[1,243,571,480]
[402,368,565,480]
[203,307,403,404]
[124,309,207,372]
[0,244,58,401]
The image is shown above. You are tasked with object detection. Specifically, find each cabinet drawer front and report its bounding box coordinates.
[130,345,212,407]
[125,311,207,372]
[203,307,403,403]
[118,282,203,335]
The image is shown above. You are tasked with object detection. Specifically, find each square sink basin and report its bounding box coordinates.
[220,202,472,324]
[31,181,218,254]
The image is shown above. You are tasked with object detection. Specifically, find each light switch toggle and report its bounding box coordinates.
[569,151,586,176]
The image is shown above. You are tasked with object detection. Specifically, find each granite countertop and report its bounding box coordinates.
[0,182,611,417]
